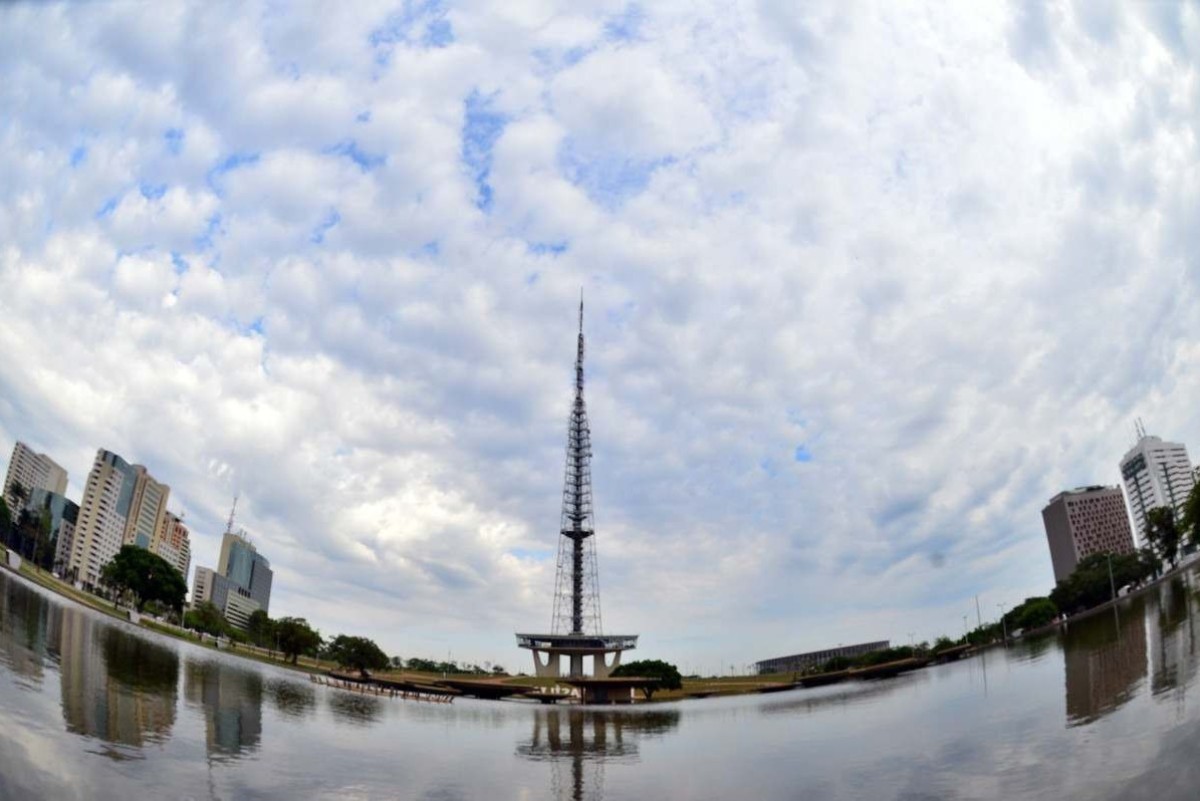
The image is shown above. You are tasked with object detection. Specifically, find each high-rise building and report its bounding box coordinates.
[3,442,68,521]
[191,501,273,629]
[155,512,191,580]
[123,467,169,551]
[218,531,272,615]
[68,449,170,589]
[1043,486,1137,584]
[23,488,80,574]
[1119,433,1195,543]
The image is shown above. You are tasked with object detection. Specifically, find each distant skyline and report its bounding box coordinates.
[3,2,1200,674]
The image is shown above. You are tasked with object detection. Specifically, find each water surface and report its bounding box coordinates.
[3,568,1200,799]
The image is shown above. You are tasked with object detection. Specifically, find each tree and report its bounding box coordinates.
[1144,506,1182,568]
[276,617,322,665]
[99,545,187,613]
[1182,482,1200,547]
[1011,597,1057,631]
[1050,551,1153,615]
[325,634,390,676]
[0,496,10,529]
[246,610,276,649]
[611,659,683,699]
[184,601,228,637]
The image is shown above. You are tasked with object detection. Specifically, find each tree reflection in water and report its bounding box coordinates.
[327,689,383,725]
[516,708,681,801]
[265,676,316,719]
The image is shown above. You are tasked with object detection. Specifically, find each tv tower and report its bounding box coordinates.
[516,297,637,680]
[551,296,602,636]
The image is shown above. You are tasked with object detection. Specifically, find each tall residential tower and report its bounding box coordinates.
[1119,431,1195,543]
[3,442,68,520]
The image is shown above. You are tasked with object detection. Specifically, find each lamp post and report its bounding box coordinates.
[997,603,1008,644]
[1107,552,1117,603]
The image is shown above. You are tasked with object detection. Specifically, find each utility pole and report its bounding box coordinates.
[997,603,1008,644]
[975,595,983,629]
[1107,552,1117,603]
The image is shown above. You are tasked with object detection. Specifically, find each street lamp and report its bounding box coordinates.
[997,603,1008,643]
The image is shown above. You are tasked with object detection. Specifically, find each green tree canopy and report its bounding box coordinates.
[1145,506,1182,568]
[183,600,227,636]
[99,545,187,612]
[276,617,322,665]
[325,634,390,676]
[1181,483,1200,547]
[611,659,683,698]
[1050,551,1152,615]
[246,609,276,648]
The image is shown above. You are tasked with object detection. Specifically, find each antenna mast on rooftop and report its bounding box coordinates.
[225,494,239,536]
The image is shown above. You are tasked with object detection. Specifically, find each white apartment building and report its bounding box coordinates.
[1043,486,1137,584]
[155,512,191,580]
[124,467,169,550]
[1120,434,1196,543]
[3,442,68,520]
[68,449,170,589]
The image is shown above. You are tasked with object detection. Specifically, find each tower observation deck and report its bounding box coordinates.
[516,298,638,679]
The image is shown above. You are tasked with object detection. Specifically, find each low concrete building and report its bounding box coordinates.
[755,640,891,674]
[1043,486,1136,584]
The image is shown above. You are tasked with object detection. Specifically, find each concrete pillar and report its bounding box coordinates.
[594,650,622,679]
[569,653,584,678]
[532,650,560,678]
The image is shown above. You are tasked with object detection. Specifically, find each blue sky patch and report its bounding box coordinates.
[558,139,672,207]
[369,0,451,66]
[140,182,167,200]
[69,145,87,167]
[527,240,568,256]
[423,17,454,47]
[310,208,342,244]
[793,444,813,463]
[324,139,385,172]
[195,213,222,250]
[462,90,507,212]
[207,152,260,194]
[604,4,645,41]
[164,128,184,155]
[95,195,120,219]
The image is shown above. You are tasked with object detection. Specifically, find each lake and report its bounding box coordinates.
[3,566,1200,800]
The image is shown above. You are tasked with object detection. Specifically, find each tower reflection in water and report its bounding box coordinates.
[516,708,680,801]
[1062,599,1147,727]
[184,660,263,760]
[1147,576,1199,699]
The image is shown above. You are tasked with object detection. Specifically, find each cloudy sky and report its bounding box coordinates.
[2,1,1199,673]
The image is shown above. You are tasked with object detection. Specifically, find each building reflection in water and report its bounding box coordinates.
[1148,576,1199,698]
[516,708,680,801]
[1062,597,1147,727]
[0,576,52,686]
[184,660,263,760]
[58,611,179,753]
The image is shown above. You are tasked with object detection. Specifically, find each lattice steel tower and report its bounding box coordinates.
[516,298,636,679]
[551,297,603,636]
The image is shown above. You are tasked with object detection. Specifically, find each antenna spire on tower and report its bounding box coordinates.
[225,494,239,536]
